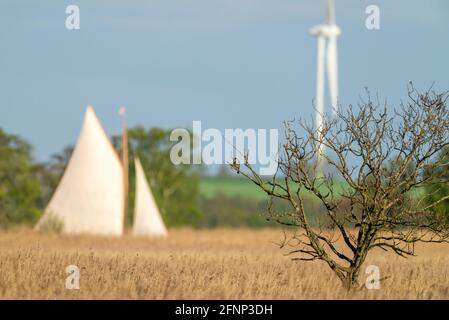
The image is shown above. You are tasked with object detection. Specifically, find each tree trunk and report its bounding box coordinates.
[342,271,360,291]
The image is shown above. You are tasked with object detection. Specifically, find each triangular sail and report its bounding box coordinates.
[36,106,124,236]
[133,158,168,237]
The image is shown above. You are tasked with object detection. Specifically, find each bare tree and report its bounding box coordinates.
[232,84,449,289]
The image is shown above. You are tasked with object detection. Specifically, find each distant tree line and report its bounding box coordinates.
[0,129,41,226]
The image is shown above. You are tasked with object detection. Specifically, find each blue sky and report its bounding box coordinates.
[1,0,448,161]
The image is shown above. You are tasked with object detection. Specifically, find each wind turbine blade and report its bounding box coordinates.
[326,36,339,114]
[315,36,326,175]
[315,36,326,129]
[327,0,336,25]
[315,35,327,178]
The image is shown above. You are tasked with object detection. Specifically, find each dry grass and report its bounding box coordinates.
[0,228,448,300]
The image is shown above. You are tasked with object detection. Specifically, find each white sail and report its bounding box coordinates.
[133,158,168,237]
[36,106,124,236]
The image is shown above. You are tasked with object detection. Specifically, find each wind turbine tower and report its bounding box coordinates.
[310,0,341,175]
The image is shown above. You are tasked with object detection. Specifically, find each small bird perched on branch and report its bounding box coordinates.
[232,157,240,174]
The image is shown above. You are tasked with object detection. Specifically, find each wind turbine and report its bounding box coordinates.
[310,0,341,175]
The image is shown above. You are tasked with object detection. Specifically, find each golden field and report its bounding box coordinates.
[0,228,448,300]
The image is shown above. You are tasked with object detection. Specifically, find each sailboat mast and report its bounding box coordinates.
[119,106,129,233]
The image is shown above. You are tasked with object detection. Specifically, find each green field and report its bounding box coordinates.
[199,176,426,201]
[200,177,266,200]
[199,176,352,200]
